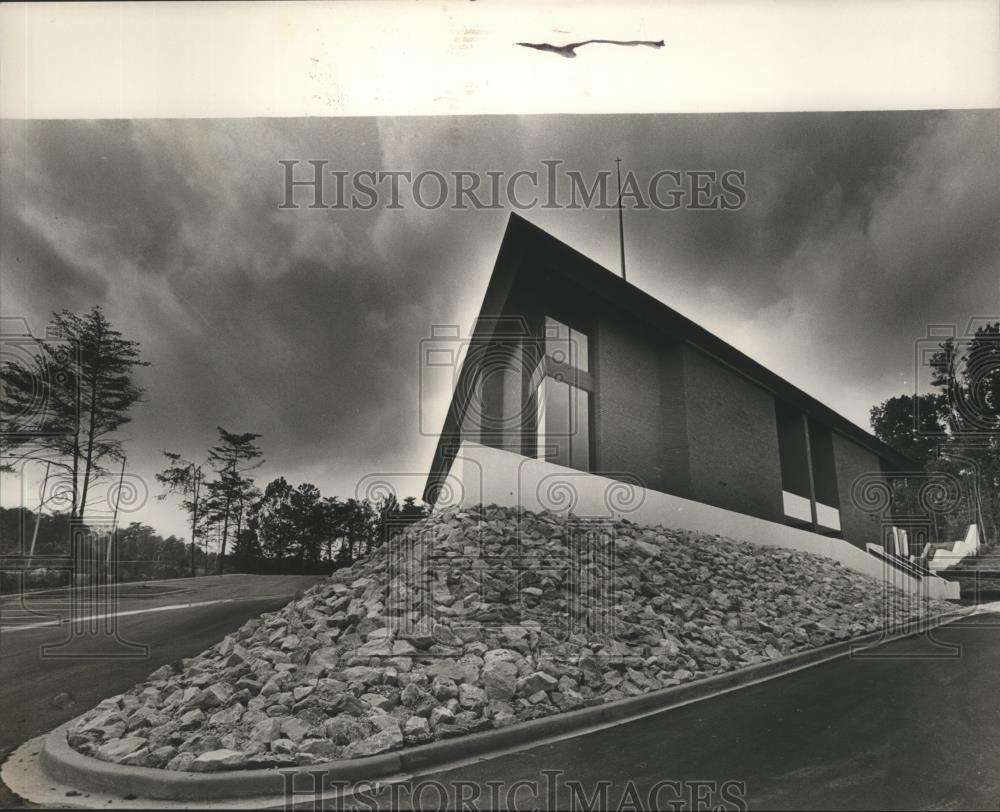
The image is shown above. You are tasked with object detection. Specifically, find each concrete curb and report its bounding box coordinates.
[37,608,973,803]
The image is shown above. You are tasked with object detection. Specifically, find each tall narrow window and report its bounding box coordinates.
[775,401,842,535]
[536,377,591,471]
[808,418,841,533]
[775,402,812,526]
[545,317,589,372]
[536,316,592,471]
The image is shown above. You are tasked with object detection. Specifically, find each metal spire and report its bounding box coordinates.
[615,156,626,281]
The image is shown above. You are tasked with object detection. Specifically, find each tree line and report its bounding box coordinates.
[156,426,428,576]
[870,322,999,549]
[0,508,194,589]
[0,306,428,583]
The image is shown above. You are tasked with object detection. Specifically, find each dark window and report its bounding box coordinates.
[776,403,810,496]
[774,401,842,533]
[807,418,840,532]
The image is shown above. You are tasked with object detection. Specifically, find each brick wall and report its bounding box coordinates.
[681,347,785,522]
[832,432,885,550]
[593,310,669,493]
[659,341,691,498]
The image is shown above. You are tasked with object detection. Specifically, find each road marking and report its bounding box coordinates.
[0,595,291,633]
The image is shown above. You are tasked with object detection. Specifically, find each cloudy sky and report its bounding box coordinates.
[1,111,997,538]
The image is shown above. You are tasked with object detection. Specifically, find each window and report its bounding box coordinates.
[775,401,841,534]
[535,316,592,471]
[545,317,589,373]
[808,418,841,532]
[536,377,590,470]
[775,402,811,526]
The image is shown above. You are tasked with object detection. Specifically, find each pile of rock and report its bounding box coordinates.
[66,505,949,772]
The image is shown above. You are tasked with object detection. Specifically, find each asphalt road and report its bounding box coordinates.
[340,612,1000,811]
[0,574,322,808]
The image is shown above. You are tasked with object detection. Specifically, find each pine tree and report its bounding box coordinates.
[155,452,204,577]
[204,428,263,574]
[1,307,147,519]
[64,308,149,518]
[252,477,296,561]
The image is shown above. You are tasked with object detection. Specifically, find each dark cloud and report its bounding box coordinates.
[1,209,110,304]
[1,111,997,537]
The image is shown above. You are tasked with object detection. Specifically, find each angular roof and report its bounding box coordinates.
[425,213,916,499]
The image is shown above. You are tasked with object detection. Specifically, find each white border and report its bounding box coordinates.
[1,0,998,119]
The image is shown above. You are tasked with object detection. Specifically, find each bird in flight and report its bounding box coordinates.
[515,39,665,59]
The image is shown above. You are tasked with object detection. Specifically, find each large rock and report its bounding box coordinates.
[325,716,374,745]
[340,666,381,686]
[361,692,395,711]
[280,716,312,742]
[500,626,529,646]
[205,682,234,706]
[78,710,125,737]
[260,672,290,697]
[354,638,393,658]
[391,640,417,657]
[432,623,463,647]
[630,538,662,559]
[342,727,403,758]
[516,672,558,698]
[249,717,282,744]
[166,752,197,772]
[209,703,244,727]
[403,716,430,737]
[126,745,177,768]
[271,738,297,755]
[95,737,147,763]
[189,749,248,772]
[400,683,428,708]
[458,683,487,711]
[329,693,370,716]
[425,658,464,681]
[482,659,518,702]
[300,739,338,758]
[146,664,174,682]
[431,677,458,701]
[429,706,455,730]
[483,648,521,666]
[308,647,340,672]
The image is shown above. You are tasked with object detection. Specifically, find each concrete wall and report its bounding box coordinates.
[832,432,884,550]
[447,442,959,600]
[681,347,785,522]
[929,524,980,571]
